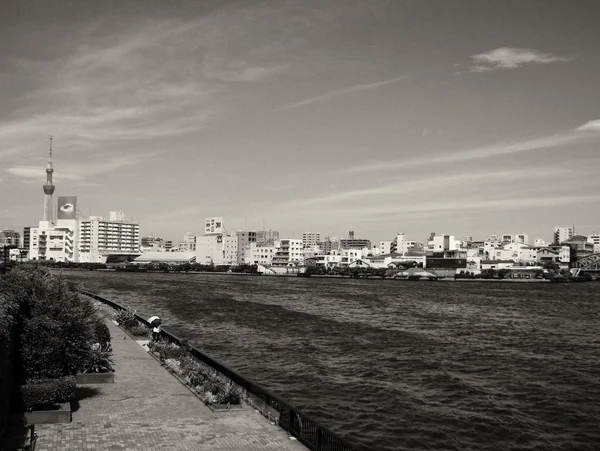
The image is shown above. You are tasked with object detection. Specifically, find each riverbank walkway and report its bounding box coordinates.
[29,319,308,450]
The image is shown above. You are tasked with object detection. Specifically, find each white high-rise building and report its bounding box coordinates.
[272,239,303,266]
[78,213,140,263]
[587,234,600,254]
[302,233,321,249]
[178,232,197,252]
[554,226,574,244]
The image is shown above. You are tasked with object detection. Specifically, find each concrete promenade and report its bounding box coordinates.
[33,319,308,450]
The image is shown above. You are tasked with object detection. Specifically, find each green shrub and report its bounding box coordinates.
[114,307,136,325]
[82,346,114,373]
[20,376,76,410]
[1,265,98,379]
[218,384,242,405]
[0,275,19,435]
[128,324,149,337]
[94,320,111,348]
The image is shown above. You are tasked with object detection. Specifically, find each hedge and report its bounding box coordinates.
[20,376,76,410]
[0,276,19,436]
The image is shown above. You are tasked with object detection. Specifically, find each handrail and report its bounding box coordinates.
[78,289,361,451]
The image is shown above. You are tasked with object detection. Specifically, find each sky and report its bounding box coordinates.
[1,0,599,244]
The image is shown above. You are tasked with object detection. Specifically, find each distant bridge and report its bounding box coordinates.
[574,253,600,275]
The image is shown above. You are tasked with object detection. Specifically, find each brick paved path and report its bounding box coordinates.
[33,319,308,450]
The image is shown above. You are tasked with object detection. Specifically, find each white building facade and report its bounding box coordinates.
[272,239,303,266]
[78,213,140,263]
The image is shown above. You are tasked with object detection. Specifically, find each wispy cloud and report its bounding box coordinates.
[576,119,600,132]
[469,47,570,73]
[275,74,411,111]
[0,10,291,165]
[4,156,142,181]
[341,120,599,176]
[286,166,570,209]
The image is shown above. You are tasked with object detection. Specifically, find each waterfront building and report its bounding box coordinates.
[319,236,340,253]
[378,241,392,255]
[554,226,574,244]
[164,240,174,251]
[236,231,257,264]
[30,196,79,262]
[243,243,276,265]
[491,242,537,264]
[223,235,238,264]
[536,247,569,266]
[564,235,594,262]
[427,234,461,253]
[178,232,197,252]
[587,234,600,254]
[196,235,225,265]
[302,232,321,249]
[271,239,303,266]
[141,234,165,252]
[311,253,343,268]
[391,233,419,255]
[256,229,279,246]
[0,229,21,248]
[302,246,321,260]
[340,231,371,250]
[78,212,140,263]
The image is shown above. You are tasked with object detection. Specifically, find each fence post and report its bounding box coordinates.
[288,408,293,434]
[316,426,322,450]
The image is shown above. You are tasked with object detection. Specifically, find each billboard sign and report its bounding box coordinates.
[204,216,223,235]
[57,196,77,220]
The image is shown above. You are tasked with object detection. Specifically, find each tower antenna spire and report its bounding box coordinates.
[48,135,53,166]
[43,135,56,222]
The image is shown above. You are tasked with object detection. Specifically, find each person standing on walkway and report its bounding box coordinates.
[152,324,161,342]
[148,316,161,341]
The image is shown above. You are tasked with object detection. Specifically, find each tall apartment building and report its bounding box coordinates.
[319,237,340,253]
[427,234,460,253]
[78,213,140,263]
[340,231,371,250]
[0,229,21,248]
[554,226,574,244]
[272,239,303,266]
[178,232,197,252]
[23,227,32,251]
[302,232,321,249]
[587,234,600,253]
[237,231,257,264]
[256,230,279,246]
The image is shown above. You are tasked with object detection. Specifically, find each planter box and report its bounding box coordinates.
[24,402,71,424]
[75,372,114,384]
[148,351,244,411]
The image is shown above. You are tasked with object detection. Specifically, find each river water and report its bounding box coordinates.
[63,271,600,451]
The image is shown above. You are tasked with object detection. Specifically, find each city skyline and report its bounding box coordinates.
[1,1,599,243]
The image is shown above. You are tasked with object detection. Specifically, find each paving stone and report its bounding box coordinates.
[32,319,308,450]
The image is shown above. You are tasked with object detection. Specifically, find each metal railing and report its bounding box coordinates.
[79,290,361,451]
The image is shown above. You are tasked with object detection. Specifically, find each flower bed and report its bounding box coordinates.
[114,307,150,338]
[148,341,242,410]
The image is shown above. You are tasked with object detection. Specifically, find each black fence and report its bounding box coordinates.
[79,290,361,451]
